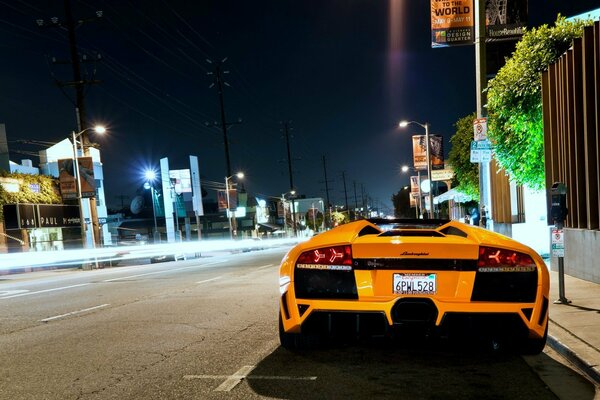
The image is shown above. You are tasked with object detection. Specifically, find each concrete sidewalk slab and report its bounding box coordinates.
[548,270,600,386]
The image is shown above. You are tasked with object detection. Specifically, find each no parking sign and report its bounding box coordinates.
[551,228,564,257]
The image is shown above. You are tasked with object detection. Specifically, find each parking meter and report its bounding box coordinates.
[550,182,568,226]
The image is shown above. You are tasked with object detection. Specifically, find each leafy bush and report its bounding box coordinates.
[448,113,479,198]
[487,16,590,189]
[0,172,61,221]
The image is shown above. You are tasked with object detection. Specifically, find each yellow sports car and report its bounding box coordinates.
[278,219,549,353]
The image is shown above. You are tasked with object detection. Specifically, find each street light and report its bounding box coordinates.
[72,125,105,248]
[144,169,159,243]
[401,165,422,218]
[225,172,244,239]
[399,120,434,219]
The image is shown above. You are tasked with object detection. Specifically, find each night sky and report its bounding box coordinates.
[1,0,598,212]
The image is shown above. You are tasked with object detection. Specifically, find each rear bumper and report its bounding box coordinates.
[280,294,549,340]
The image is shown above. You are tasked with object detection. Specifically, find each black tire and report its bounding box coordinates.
[279,313,312,350]
[520,324,548,355]
[279,313,296,349]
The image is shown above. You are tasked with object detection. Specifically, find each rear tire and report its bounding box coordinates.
[520,324,548,355]
[279,313,296,349]
[279,313,311,350]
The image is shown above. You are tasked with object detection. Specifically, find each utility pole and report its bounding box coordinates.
[282,121,297,237]
[341,171,349,217]
[207,58,238,178]
[361,184,368,217]
[353,181,359,220]
[37,0,103,246]
[321,155,332,228]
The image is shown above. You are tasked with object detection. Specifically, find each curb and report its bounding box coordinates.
[547,334,600,387]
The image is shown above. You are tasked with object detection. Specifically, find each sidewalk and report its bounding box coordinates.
[547,270,600,386]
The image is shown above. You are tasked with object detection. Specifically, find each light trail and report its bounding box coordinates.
[0,238,302,272]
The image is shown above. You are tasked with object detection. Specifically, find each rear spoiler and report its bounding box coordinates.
[366,218,451,229]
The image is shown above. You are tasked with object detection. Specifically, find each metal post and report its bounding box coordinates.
[72,131,86,247]
[554,220,571,304]
[150,186,159,242]
[225,177,233,239]
[291,194,297,237]
[417,170,422,218]
[424,124,433,219]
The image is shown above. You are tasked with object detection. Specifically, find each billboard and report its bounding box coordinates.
[412,135,444,171]
[169,169,192,194]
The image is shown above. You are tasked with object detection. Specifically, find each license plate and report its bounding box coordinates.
[393,273,436,295]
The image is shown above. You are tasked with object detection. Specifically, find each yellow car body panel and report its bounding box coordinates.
[279,219,550,351]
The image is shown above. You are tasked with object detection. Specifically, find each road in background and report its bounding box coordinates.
[0,248,595,399]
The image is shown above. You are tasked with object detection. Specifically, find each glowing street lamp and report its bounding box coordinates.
[144,169,159,242]
[225,172,244,239]
[399,120,433,218]
[72,125,105,248]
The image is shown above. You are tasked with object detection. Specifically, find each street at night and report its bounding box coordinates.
[0,247,595,399]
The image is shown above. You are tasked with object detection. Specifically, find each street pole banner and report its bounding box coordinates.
[217,190,228,211]
[431,0,527,48]
[412,135,428,171]
[430,134,444,170]
[77,157,96,198]
[486,0,527,42]
[412,135,444,171]
[410,176,420,193]
[58,158,77,200]
[431,0,474,47]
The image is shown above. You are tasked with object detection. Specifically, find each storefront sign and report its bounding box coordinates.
[2,204,80,229]
[38,205,81,228]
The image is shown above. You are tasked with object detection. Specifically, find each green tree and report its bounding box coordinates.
[487,16,590,189]
[448,113,479,198]
[391,187,412,218]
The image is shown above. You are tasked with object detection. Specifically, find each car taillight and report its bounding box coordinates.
[477,246,536,272]
[297,245,353,267]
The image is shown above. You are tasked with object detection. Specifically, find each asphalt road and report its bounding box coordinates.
[0,247,596,399]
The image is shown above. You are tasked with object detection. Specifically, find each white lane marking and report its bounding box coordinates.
[0,283,90,300]
[256,264,274,270]
[103,260,229,282]
[40,304,110,322]
[0,290,29,297]
[214,365,255,392]
[183,366,317,392]
[196,277,222,284]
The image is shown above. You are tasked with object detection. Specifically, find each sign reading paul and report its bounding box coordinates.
[431,0,474,47]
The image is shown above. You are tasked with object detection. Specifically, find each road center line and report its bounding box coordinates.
[256,264,274,270]
[0,283,90,300]
[196,277,222,284]
[103,260,229,282]
[40,304,110,322]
